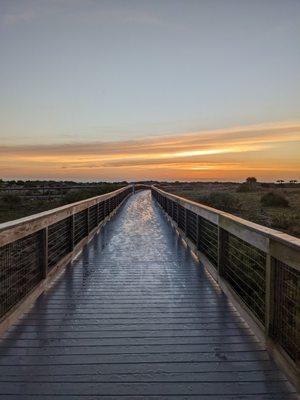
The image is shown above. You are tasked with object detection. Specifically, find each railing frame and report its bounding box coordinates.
[0,185,133,334]
[152,186,299,390]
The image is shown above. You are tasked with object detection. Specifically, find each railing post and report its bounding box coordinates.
[40,227,48,279]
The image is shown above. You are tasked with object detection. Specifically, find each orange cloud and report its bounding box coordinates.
[1,121,299,181]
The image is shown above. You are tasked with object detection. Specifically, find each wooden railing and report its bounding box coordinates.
[0,185,132,328]
[152,186,299,387]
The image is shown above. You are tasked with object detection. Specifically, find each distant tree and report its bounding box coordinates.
[246,177,257,185]
[261,192,289,207]
[289,179,298,184]
[236,183,252,192]
[1,193,22,209]
[24,181,36,188]
[276,179,284,185]
[271,212,294,230]
[237,177,258,193]
[7,180,17,186]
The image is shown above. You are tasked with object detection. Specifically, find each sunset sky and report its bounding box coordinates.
[1,0,300,181]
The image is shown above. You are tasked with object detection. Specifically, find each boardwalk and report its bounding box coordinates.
[0,190,297,399]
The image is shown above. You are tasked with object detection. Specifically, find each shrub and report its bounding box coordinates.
[61,185,122,205]
[0,193,22,209]
[62,190,88,204]
[201,191,240,212]
[236,183,252,193]
[271,213,294,230]
[246,177,257,184]
[261,192,289,207]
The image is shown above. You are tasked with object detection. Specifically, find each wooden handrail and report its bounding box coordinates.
[152,186,300,270]
[0,185,132,247]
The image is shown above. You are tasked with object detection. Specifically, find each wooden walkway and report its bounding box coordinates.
[0,190,297,399]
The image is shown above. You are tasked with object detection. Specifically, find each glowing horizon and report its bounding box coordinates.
[1,121,299,182]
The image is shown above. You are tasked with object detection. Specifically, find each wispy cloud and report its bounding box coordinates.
[0,0,45,26]
[1,1,166,28]
[2,8,37,25]
[79,8,166,27]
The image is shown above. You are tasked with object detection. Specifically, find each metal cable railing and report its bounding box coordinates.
[272,259,299,361]
[88,204,98,232]
[186,210,198,245]
[0,232,42,317]
[223,232,266,323]
[199,217,218,267]
[152,186,300,374]
[48,216,72,270]
[74,210,88,245]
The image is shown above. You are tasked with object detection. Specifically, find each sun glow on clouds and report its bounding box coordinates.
[1,121,299,181]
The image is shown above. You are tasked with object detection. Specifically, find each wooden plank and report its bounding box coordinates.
[0,381,295,396]
[0,360,285,376]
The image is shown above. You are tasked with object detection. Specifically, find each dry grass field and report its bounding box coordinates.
[1,181,300,239]
[0,183,125,224]
[161,182,300,239]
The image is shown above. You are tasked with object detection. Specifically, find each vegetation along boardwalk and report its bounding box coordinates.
[0,190,298,399]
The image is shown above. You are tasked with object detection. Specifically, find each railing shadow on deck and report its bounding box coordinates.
[151,185,299,390]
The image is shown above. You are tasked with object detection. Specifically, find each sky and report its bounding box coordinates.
[0,0,300,181]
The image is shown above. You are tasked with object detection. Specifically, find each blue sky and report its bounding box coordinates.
[0,0,299,180]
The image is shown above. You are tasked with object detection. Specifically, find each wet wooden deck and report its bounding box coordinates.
[0,190,297,399]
